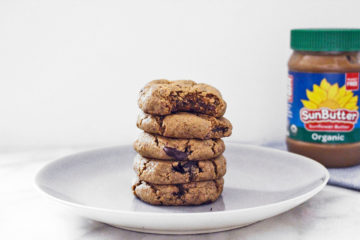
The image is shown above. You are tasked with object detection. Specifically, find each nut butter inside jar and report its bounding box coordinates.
[287,29,360,167]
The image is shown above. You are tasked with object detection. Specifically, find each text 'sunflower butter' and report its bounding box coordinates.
[287,29,360,167]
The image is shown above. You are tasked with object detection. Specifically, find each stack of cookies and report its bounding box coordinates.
[132,80,232,206]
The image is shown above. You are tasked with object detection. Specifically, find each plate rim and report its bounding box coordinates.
[34,142,330,217]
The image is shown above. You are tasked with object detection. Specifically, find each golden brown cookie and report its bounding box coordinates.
[138,80,227,117]
[132,178,224,206]
[133,132,225,160]
[133,154,226,184]
[137,112,232,139]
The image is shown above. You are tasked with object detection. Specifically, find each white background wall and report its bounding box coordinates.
[1,0,359,147]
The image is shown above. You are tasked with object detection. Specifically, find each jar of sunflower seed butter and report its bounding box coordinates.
[287,29,360,167]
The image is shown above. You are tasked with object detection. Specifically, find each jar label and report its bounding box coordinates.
[288,71,360,144]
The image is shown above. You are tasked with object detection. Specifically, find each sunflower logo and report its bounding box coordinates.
[301,78,358,110]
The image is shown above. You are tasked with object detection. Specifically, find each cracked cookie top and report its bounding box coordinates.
[138,80,227,117]
[133,132,225,160]
[137,112,232,139]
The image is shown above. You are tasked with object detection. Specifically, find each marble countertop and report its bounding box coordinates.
[1,147,359,240]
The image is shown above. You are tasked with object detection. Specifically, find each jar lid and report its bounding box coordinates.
[291,28,360,51]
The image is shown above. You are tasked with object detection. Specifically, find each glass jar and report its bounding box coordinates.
[287,29,360,167]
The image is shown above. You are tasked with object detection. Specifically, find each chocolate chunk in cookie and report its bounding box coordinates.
[163,147,188,161]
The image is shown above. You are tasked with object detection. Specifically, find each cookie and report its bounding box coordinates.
[132,178,224,206]
[133,154,226,184]
[138,80,227,117]
[133,132,225,161]
[137,112,232,139]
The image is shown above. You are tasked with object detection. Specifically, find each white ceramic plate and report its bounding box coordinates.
[35,143,329,234]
